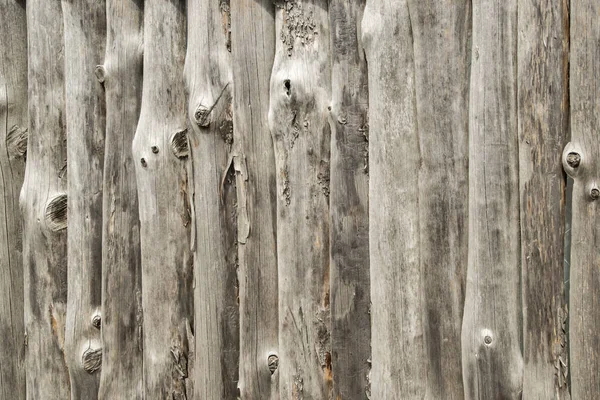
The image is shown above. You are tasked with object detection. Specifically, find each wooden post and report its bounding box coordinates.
[461,0,523,398]
[98,0,144,398]
[519,0,570,398]
[269,0,332,398]
[132,0,193,397]
[565,0,600,397]
[0,1,27,398]
[328,0,371,398]
[184,0,239,397]
[230,0,280,398]
[61,0,106,397]
[21,0,71,398]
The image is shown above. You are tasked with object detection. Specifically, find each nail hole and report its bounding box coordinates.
[284,79,291,96]
[140,158,147,167]
[151,146,159,154]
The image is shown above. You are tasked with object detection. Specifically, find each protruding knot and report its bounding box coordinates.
[91,314,101,329]
[566,152,581,168]
[193,105,211,127]
[82,347,102,374]
[45,194,67,232]
[94,65,106,83]
[268,354,279,374]
[563,142,583,178]
[170,129,189,158]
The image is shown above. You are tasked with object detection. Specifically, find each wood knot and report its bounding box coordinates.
[591,187,600,200]
[45,194,67,231]
[6,125,28,159]
[193,105,211,127]
[91,314,101,329]
[484,335,493,345]
[268,354,279,374]
[170,346,188,378]
[151,145,159,154]
[140,158,147,167]
[566,152,581,168]
[94,65,106,83]
[170,129,189,158]
[82,347,102,374]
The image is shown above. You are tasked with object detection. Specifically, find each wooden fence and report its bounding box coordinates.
[0,0,596,398]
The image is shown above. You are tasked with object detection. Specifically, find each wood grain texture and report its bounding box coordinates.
[328,0,370,398]
[230,0,280,398]
[21,0,71,398]
[518,0,570,398]
[61,0,106,397]
[408,1,471,398]
[184,0,240,398]
[0,1,27,398]
[269,1,332,398]
[461,0,523,398]
[132,0,193,397]
[566,0,600,397]
[362,0,424,397]
[98,0,144,398]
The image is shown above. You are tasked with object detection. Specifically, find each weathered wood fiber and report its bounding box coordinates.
[362,0,424,398]
[98,0,144,398]
[461,0,523,398]
[328,0,370,398]
[61,0,106,397]
[0,1,27,398]
[566,0,600,397]
[230,0,279,398]
[518,0,570,398]
[132,0,193,397]
[269,0,332,398]
[184,0,239,398]
[21,0,71,398]
[408,1,471,398]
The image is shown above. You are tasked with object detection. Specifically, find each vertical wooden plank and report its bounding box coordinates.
[269,1,332,398]
[230,0,280,398]
[98,0,144,398]
[408,1,471,398]
[184,0,240,398]
[328,0,370,398]
[518,0,570,398]
[362,1,424,398]
[132,0,193,397]
[0,0,27,398]
[565,0,600,397]
[461,0,523,398]
[61,0,106,397]
[21,0,71,397]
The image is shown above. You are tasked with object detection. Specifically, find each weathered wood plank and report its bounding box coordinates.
[184,0,240,398]
[132,0,193,397]
[0,0,27,398]
[230,0,280,398]
[408,1,471,398]
[362,1,424,397]
[461,0,523,398]
[566,0,600,397]
[21,0,71,398]
[61,0,106,397]
[518,0,570,398]
[269,1,332,398]
[328,0,370,398]
[98,0,144,398]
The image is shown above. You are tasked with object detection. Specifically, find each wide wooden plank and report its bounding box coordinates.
[461,0,523,398]
[98,0,144,397]
[269,0,332,397]
[518,0,570,398]
[328,0,370,398]
[0,0,27,398]
[230,0,279,398]
[566,0,600,397]
[21,0,71,397]
[132,0,193,397]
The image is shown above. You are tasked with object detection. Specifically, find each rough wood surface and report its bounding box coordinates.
[230,0,280,398]
[98,0,144,398]
[408,1,471,398]
[328,0,370,398]
[362,1,424,397]
[21,0,71,398]
[461,0,523,398]
[132,0,193,397]
[518,0,570,398]
[184,0,239,398]
[566,0,600,397]
[0,1,27,398]
[61,0,106,397]
[269,1,332,398]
